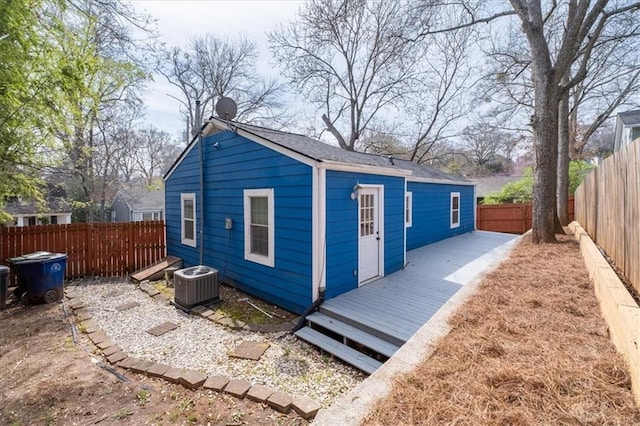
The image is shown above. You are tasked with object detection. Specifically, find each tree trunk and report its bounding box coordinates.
[557,80,570,226]
[530,71,558,243]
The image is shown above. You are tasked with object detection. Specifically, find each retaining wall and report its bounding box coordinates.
[570,221,640,406]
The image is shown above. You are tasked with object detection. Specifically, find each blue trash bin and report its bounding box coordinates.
[0,265,8,309]
[8,252,67,304]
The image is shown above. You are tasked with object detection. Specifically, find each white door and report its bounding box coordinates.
[358,187,382,285]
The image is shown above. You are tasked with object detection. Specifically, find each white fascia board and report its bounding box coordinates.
[407,176,475,186]
[319,161,412,177]
[473,185,477,231]
[403,178,407,267]
[163,122,216,181]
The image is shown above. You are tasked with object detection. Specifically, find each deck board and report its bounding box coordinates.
[321,231,518,346]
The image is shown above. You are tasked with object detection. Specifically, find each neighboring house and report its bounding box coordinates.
[164,119,475,314]
[4,196,72,227]
[613,110,640,152]
[110,187,164,222]
[473,175,523,203]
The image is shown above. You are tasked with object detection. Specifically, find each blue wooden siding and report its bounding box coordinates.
[165,144,200,268]
[165,131,313,314]
[406,182,474,250]
[325,171,405,299]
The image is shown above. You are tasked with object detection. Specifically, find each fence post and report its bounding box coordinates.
[86,223,94,276]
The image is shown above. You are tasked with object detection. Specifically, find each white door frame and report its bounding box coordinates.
[357,184,384,286]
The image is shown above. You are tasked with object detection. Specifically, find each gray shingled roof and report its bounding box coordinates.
[115,187,164,211]
[233,122,469,184]
[618,110,640,126]
[5,197,71,215]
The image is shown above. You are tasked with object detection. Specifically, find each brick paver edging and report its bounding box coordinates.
[63,287,320,421]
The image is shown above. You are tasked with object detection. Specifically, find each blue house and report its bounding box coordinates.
[164,119,475,314]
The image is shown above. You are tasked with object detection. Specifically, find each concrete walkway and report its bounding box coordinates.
[313,230,521,425]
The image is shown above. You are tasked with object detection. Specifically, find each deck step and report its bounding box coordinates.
[306,312,400,358]
[295,327,383,375]
[319,305,407,347]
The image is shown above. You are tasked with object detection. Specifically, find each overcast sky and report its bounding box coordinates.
[131,0,303,140]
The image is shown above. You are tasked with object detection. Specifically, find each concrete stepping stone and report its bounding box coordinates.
[83,323,100,334]
[293,396,321,420]
[228,341,270,361]
[191,305,214,318]
[147,321,178,336]
[75,310,92,322]
[118,356,141,369]
[97,339,116,350]
[153,294,169,303]
[115,301,139,311]
[203,375,229,391]
[65,289,80,299]
[163,367,184,384]
[140,282,160,297]
[69,299,86,310]
[107,351,127,364]
[246,384,274,403]
[180,370,207,389]
[267,391,293,413]
[88,331,109,345]
[147,363,171,378]
[102,345,122,357]
[80,318,97,328]
[209,312,225,322]
[130,359,155,374]
[224,379,252,398]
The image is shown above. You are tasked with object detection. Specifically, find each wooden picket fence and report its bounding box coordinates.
[0,221,166,282]
[476,198,574,235]
[574,141,640,294]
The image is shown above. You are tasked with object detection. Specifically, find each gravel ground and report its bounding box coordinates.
[74,279,364,407]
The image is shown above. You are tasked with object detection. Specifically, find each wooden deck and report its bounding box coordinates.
[296,231,519,373]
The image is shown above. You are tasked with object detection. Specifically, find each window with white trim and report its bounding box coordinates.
[450,192,460,228]
[181,193,196,247]
[140,211,161,221]
[244,188,275,267]
[405,192,412,227]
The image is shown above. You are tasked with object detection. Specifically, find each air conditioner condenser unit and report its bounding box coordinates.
[173,265,219,311]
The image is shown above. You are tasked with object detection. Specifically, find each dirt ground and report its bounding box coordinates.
[366,233,640,425]
[0,299,306,425]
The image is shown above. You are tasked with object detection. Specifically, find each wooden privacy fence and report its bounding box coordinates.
[477,198,574,235]
[0,221,166,281]
[574,141,640,294]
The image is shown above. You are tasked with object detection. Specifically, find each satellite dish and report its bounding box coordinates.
[215,97,237,121]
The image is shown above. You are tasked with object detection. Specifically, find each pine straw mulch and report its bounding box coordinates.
[365,233,640,425]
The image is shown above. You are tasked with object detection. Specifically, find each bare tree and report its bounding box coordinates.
[461,124,518,175]
[568,26,640,159]
[93,101,143,218]
[401,7,478,164]
[269,0,418,151]
[46,0,153,222]
[131,127,176,186]
[160,34,286,141]
[417,1,640,241]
